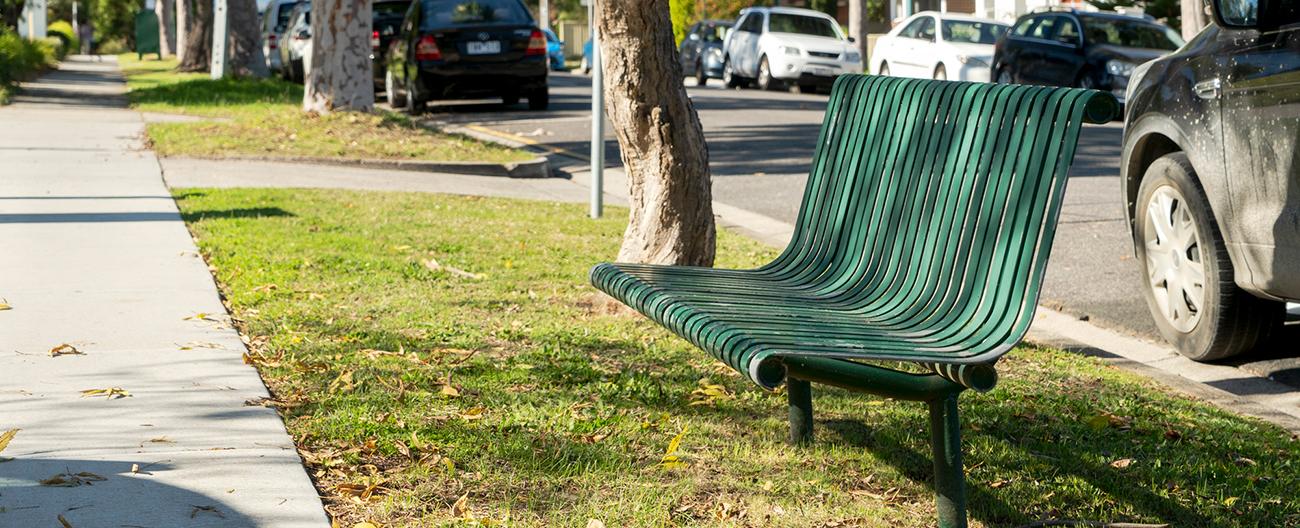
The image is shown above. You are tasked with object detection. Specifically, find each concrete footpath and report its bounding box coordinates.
[0,57,329,526]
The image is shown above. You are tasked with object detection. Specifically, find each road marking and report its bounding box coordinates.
[461,124,591,162]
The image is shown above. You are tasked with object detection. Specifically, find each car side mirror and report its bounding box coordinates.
[1211,0,1300,29]
[847,36,855,43]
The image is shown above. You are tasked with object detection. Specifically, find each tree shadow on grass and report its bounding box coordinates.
[179,207,295,222]
[128,77,302,108]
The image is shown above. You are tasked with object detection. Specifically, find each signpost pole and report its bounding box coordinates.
[210,0,228,79]
[588,0,603,219]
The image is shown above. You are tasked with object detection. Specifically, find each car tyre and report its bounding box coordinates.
[405,82,426,115]
[502,93,520,107]
[756,55,778,91]
[695,60,708,86]
[385,69,406,108]
[934,63,947,81]
[291,59,304,83]
[995,66,1012,84]
[527,87,549,111]
[722,57,743,88]
[1135,152,1285,361]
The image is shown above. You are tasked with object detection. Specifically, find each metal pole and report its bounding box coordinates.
[589,0,603,219]
[539,0,548,33]
[210,0,228,79]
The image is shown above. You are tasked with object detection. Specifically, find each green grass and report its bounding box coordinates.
[118,54,531,163]
[174,187,1300,528]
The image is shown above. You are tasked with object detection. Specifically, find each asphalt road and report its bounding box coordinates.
[415,71,1299,386]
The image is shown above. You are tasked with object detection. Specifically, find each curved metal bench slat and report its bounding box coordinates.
[592,75,1117,391]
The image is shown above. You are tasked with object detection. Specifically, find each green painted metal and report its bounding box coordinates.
[786,378,813,445]
[590,74,1118,525]
[134,11,161,60]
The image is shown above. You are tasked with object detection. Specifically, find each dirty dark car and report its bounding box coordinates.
[1121,0,1300,361]
[382,0,549,112]
[372,0,413,93]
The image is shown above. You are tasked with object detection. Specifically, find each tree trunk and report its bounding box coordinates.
[175,0,188,60]
[154,0,175,57]
[848,0,867,68]
[597,0,715,266]
[303,0,373,113]
[226,0,267,77]
[1180,0,1208,41]
[177,0,212,71]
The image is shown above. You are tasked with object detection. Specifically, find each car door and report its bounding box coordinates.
[1038,15,1086,87]
[1017,15,1058,84]
[1219,24,1300,293]
[897,16,936,77]
[391,3,418,87]
[738,12,764,75]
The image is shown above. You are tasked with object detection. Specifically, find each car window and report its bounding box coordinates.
[373,1,410,18]
[915,16,935,41]
[898,17,927,38]
[1054,16,1080,45]
[702,23,729,42]
[275,2,300,32]
[741,12,764,33]
[1081,16,1184,50]
[768,13,840,38]
[419,0,531,29]
[941,20,1007,44]
[1030,16,1057,39]
[1011,16,1038,37]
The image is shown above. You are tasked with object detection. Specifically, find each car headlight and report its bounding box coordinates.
[782,45,801,56]
[845,51,861,62]
[707,47,722,60]
[958,55,989,68]
[1106,60,1136,78]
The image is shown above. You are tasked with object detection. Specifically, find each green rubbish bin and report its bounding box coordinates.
[134,10,160,60]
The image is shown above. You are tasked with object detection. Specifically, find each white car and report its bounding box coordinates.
[722,6,863,92]
[870,12,1009,82]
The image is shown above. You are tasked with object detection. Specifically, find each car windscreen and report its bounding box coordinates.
[702,23,730,42]
[1082,17,1183,50]
[767,14,839,39]
[420,0,531,29]
[374,0,410,18]
[941,20,1007,44]
[275,3,299,31]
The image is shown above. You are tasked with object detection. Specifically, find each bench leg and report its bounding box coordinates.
[929,394,967,528]
[787,377,813,445]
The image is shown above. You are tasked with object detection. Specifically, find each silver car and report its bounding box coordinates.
[721,6,863,92]
[261,0,302,75]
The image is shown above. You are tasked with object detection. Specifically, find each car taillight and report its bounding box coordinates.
[371,30,380,50]
[268,34,277,50]
[525,29,546,56]
[416,35,442,61]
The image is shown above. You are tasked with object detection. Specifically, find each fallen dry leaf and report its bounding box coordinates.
[131,463,140,474]
[586,520,605,528]
[49,344,84,357]
[459,407,485,420]
[422,258,485,280]
[190,505,224,519]
[0,301,11,311]
[439,385,461,398]
[988,479,1012,489]
[658,426,689,469]
[0,429,17,454]
[1110,458,1135,469]
[183,312,216,321]
[176,341,224,351]
[58,514,73,528]
[40,471,107,487]
[451,494,470,518]
[80,387,131,399]
[353,523,380,528]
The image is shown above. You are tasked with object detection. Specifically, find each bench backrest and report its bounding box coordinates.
[766,75,1117,366]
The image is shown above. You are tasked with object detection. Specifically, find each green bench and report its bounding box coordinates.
[591,74,1117,528]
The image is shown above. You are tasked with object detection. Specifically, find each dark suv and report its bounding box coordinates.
[678,19,731,86]
[992,8,1183,104]
[1122,0,1300,360]
[383,0,549,113]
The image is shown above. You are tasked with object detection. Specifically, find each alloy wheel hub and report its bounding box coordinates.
[1144,185,1206,333]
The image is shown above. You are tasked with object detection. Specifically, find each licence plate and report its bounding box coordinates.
[809,67,833,77]
[466,41,501,55]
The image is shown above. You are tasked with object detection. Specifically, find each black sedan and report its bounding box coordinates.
[371,0,413,93]
[383,0,549,113]
[1120,0,1300,360]
[992,8,1182,104]
[679,19,732,86]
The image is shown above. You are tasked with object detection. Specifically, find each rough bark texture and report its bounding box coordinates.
[175,0,188,60]
[227,0,267,77]
[597,0,715,266]
[848,0,867,66]
[303,0,373,113]
[1180,0,1208,41]
[154,0,175,57]
[177,0,212,72]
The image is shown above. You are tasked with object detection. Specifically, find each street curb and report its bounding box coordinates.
[161,154,552,179]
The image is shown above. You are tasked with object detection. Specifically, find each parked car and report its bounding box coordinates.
[721,6,863,92]
[870,11,1008,82]
[372,0,413,93]
[1121,0,1300,360]
[543,28,564,71]
[992,8,1183,104]
[384,0,549,112]
[679,19,732,86]
[278,2,312,82]
[261,0,302,76]
[580,38,592,74]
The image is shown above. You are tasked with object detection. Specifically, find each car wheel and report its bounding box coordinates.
[1135,152,1285,360]
[879,62,890,76]
[385,69,406,108]
[695,60,708,86]
[528,87,549,111]
[757,55,777,91]
[933,63,947,81]
[723,57,742,89]
[996,66,1012,84]
[405,81,426,115]
[1078,72,1097,90]
[502,93,520,107]
[292,59,304,83]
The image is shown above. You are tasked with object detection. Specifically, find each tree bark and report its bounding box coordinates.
[597,0,715,266]
[177,0,212,72]
[154,0,175,57]
[303,0,373,113]
[175,0,188,60]
[848,0,867,67]
[1180,0,1208,41]
[226,0,267,77]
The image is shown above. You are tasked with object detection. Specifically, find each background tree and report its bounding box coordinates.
[303,0,372,113]
[597,0,715,266]
[848,0,866,68]
[177,0,211,70]
[1179,0,1206,39]
[226,0,267,76]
